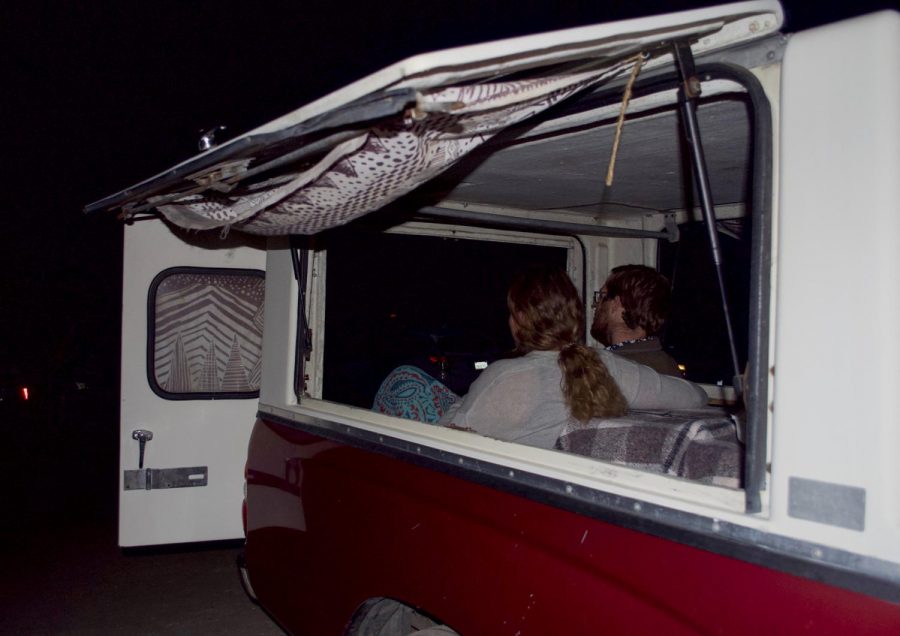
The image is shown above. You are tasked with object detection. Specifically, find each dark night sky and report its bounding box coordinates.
[1,0,893,392]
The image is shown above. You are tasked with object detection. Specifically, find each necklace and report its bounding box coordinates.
[606,335,657,351]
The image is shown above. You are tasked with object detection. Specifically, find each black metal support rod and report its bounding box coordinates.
[672,42,742,387]
[290,239,311,400]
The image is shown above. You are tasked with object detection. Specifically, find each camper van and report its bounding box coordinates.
[88,1,900,633]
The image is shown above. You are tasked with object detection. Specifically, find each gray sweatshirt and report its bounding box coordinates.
[439,349,708,449]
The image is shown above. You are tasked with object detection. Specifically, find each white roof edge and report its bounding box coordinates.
[249,0,782,135]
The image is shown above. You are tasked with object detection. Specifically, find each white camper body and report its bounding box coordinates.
[102,1,900,620]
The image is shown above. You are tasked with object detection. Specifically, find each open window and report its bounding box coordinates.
[660,219,751,386]
[320,226,572,408]
[288,54,772,506]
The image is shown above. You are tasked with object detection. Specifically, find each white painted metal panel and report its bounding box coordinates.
[773,11,900,561]
[120,220,266,546]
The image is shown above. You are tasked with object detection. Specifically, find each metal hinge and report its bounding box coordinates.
[123,467,208,491]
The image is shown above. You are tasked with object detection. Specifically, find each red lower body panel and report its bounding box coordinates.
[245,417,900,635]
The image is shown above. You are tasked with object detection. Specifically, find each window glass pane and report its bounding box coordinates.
[323,230,568,408]
[658,220,750,385]
[149,268,265,399]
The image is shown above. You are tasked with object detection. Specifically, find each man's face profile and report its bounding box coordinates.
[590,287,614,345]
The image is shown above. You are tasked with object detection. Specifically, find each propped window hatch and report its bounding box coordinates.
[85,1,782,235]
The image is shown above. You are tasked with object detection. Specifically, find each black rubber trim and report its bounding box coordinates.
[259,408,900,604]
[690,61,772,513]
[146,266,264,401]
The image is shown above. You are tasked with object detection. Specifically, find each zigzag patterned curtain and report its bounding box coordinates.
[154,68,620,236]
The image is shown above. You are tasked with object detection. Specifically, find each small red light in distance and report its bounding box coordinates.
[20,387,29,401]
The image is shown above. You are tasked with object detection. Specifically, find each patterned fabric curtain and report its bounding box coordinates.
[154,67,623,236]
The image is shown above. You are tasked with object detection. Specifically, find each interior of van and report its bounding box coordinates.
[298,59,765,492]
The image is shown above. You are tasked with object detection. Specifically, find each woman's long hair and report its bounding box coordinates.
[507,265,628,422]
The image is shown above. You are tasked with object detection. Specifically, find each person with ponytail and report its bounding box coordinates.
[439,265,707,449]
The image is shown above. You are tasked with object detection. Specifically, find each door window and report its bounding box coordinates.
[147,267,265,399]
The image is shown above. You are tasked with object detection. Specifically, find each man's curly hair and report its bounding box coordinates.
[605,265,672,336]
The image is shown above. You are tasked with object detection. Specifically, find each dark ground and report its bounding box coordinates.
[0,402,285,636]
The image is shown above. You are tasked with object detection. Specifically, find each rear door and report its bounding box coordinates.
[119,219,266,546]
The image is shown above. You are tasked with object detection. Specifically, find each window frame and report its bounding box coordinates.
[300,223,583,402]
[285,61,772,515]
[146,266,266,401]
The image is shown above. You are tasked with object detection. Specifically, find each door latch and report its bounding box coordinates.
[124,466,208,491]
[124,428,208,491]
[132,429,153,468]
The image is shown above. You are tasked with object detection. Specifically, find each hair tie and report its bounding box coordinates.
[562,342,579,352]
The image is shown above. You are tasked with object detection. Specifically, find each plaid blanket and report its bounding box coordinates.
[556,409,743,488]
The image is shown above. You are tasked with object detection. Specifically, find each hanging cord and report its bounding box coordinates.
[605,53,646,187]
